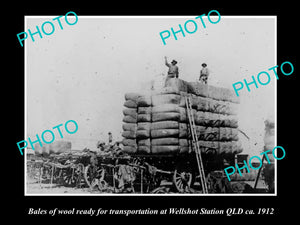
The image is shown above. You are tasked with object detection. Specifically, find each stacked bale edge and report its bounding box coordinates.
[122,78,242,155]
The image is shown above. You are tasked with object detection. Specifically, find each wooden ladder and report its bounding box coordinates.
[185,96,208,194]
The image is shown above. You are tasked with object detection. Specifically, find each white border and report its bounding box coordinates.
[24,15,277,196]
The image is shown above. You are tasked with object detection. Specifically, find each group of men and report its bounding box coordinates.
[164,56,209,84]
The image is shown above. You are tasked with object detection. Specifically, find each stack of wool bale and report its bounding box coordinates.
[122,78,242,155]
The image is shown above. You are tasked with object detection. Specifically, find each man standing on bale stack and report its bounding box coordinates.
[199,63,209,84]
[164,56,179,86]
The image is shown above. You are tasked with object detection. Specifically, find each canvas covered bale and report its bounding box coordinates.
[138,138,150,146]
[122,123,137,132]
[231,141,242,154]
[123,145,137,154]
[179,123,190,138]
[198,141,219,154]
[136,129,150,139]
[122,130,137,139]
[123,115,137,123]
[122,108,137,118]
[151,138,179,146]
[124,99,138,108]
[151,129,179,138]
[34,144,50,156]
[122,138,137,147]
[219,88,240,103]
[137,122,151,131]
[179,107,196,123]
[151,145,179,154]
[152,104,180,113]
[125,93,143,102]
[138,107,152,114]
[137,113,151,122]
[188,82,209,97]
[152,94,181,106]
[49,141,72,154]
[151,121,179,130]
[152,112,180,122]
[137,95,152,107]
[220,114,238,128]
[163,78,190,93]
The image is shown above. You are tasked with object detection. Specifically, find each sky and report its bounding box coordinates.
[25,16,276,157]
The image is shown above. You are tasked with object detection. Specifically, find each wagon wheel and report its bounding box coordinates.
[173,162,195,193]
[62,163,84,187]
[84,164,105,189]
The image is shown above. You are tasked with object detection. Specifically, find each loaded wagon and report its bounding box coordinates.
[121,78,243,193]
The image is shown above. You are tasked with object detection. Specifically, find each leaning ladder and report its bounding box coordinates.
[185,96,208,194]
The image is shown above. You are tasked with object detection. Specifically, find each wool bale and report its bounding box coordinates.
[122,123,137,132]
[137,114,151,122]
[206,113,221,127]
[179,139,192,147]
[219,128,231,141]
[152,94,181,106]
[221,115,238,128]
[188,82,208,97]
[34,144,49,156]
[179,94,198,108]
[123,146,137,154]
[159,86,180,95]
[152,112,180,122]
[151,138,179,146]
[179,107,196,123]
[124,100,138,108]
[151,129,179,138]
[198,141,219,154]
[219,142,233,154]
[138,138,150,146]
[136,129,150,139]
[152,104,180,113]
[138,107,152,114]
[221,88,240,103]
[202,127,219,141]
[152,145,179,154]
[122,130,136,139]
[232,141,242,154]
[48,141,72,154]
[122,138,137,147]
[138,145,151,154]
[123,115,137,123]
[194,111,206,126]
[179,123,189,138]
[164,78,190,93]
[151,121,179,130]
[137,122,151,131]
[195,96,209,111]
[137,95,152,107]
[231,128,239,141]
[207,85,222,100]
[122,108,137,118]
[125,93,142,102]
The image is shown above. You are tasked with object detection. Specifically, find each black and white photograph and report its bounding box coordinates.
[24,15,276,195]
[13,6,298,221]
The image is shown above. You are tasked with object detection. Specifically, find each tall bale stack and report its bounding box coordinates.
[122,78,242,156]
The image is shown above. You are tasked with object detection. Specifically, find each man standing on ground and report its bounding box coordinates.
[164,56,179,86]
[199,63,209,84]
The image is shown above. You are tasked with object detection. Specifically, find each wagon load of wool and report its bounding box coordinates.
[34,140,72,156]
[121,78,242,155]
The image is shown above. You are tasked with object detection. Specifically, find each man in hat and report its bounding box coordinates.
[164,56,179,86]
[199,63,209,84]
